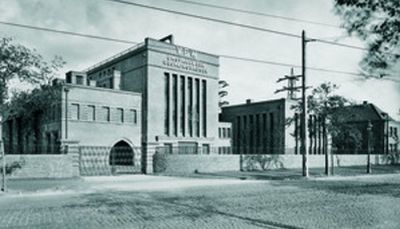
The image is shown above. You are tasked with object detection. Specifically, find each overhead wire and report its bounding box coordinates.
[0,21,399,82]
[105,0,400,57]
[166,0,342,29]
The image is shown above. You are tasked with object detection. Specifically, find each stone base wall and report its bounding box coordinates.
[154,154,240,173]
[4,154,79,179]
[154,154,396,174]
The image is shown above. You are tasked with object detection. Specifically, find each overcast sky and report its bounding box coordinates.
[1,0,399,119]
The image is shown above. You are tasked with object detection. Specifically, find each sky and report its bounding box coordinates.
[1,0,399,119]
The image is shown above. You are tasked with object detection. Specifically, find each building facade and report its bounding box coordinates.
[331,102,400,154]
[3,35,227,174]
[220,98,297,154]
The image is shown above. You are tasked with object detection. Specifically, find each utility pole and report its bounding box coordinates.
[275,30,313,177]
[301,30,309,177]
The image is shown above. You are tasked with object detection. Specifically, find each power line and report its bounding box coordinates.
[105,0,400,57]
[166,0,342,29]
[0,21,138,45]
[105,0,301,39]
[1,20,398,82]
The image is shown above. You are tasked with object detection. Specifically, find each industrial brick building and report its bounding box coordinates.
[220,98,297,154]
[3,35,224,174]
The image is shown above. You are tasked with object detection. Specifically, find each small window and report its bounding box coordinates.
[76,75,84,85]
[102,106,110,122]
[71,104,80,120]
[87,105,95,121]
[131,109,137,124]
[202,144,210,154]
[117,108,124,123]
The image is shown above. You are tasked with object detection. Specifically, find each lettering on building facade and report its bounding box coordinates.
[162,46,208,75]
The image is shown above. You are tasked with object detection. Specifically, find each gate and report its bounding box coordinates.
[79,141,141,176]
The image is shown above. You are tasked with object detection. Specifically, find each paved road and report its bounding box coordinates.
[1,174,400,229]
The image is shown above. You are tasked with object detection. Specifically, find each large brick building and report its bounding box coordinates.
[3,35,224,174]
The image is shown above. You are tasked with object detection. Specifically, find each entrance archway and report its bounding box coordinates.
[109,140,134,166]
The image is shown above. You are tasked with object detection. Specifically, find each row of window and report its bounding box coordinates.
[236,113,277,154]
[218,127,231,139]
[161,143,211,154]
[218,146,232,154]
[164,72,207,138]
[70,103,138,124]
[389,126,398,138]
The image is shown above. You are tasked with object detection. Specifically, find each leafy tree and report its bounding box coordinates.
[290,82,362,152]
[291,82,351,119]
[0,37,65,118]
[334,0,400,77]
[218,80,229,108]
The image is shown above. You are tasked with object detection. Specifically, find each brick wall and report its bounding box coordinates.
[4,154,79,179]
[154,154,396,174]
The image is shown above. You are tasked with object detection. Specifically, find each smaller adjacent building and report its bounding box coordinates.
[216,122,232,154]
[332,101,400,154]
[219,98,297,154]
[3,71,142,172]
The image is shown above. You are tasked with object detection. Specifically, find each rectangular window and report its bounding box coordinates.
[87,105,95,121]
[223,128,227,138]
[227,128,231,138]
[243,115,247,154]
[202,144,210,154]
[195,78,200,137]
[172,74,178,136]
[117,108,124,123]
[71,104,80,120]
[129,109,137,124]
[76,75,84,85]
[256,114,260,151]
[202,80,207,137]
[164,143,173,154]
[102,106,110,122]
[263,113,267,154]
[249,115,254,154]
[270,113,274,154]
[188,77,193,137]
[180,75,185,136]
[46,133,51,154]
[178,142,198,154]
[164,73,170,135]
[237,116,241,151]
[219,128,222,138]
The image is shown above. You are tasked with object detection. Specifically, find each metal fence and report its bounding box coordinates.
[79,145,141,176]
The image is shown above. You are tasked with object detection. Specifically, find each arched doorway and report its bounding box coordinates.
[109,141,135,174]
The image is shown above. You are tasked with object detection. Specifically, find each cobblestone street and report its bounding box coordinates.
[1,174,400,229]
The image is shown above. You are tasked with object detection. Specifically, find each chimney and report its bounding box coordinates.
[363,101,368,106]
[65,71,87,86]
[246,99,252,104]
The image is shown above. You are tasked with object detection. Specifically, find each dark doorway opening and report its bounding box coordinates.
[110,141,134,166]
